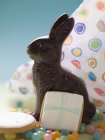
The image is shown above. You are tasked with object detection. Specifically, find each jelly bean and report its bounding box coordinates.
[17,108,23,112]
[56,138,62,140]
[46,130,53,134]
[38,131,45,140]
[52,131,61,140]
[97,114,104,120]
[79,123,86,133]
[61,129,69,136]
[10,108,17,112]
[95,128,104,136]
[96,124,105,132]
[4,133,16,140]
[31,128,36,133]
[39,127,46,132]
[44,133,52,140]
[93,132,101,140]
[24,131,33,138]
[92,113,98,121]
[60,136,68,140]
[32,132,41,140]
[86,124,95,134]
[68,134,78,140]
[72,132,79,139]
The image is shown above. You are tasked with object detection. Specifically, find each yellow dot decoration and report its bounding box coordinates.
[71,48,82,57]
[79,8,89,18]
[96,0,105,11]
[64,35,72,45]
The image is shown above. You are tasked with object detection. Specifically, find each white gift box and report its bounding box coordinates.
[40,91,84,132]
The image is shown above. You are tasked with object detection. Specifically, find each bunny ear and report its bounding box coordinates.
[49,14,69,38]
[50,17,74,44]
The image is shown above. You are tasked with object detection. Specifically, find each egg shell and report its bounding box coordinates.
[44,133,52,140]
[86,124,95,134]
[51,131,61,140]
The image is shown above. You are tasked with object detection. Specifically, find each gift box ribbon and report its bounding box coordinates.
[45,94,81,129]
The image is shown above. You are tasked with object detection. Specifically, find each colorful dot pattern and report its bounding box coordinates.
[7,0,105,113]
[61,0,105,112]
[7,61,35,98]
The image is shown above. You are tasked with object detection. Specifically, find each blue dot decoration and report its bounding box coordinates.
[74,23,86,34]
[88,72,97,81]
[88,38,102,52]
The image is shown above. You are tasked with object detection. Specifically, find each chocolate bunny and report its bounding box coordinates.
[27,14,96,124]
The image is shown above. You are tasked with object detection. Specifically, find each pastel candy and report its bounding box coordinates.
[85,125,95,134]
[51,131,61,140]
[93,132,101,140]
[24,131,33,138]
[4,133,16,140]
[44,133,52,140]
[38,131,45,140]
[32,133,41,140]
[61,129,69,136]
